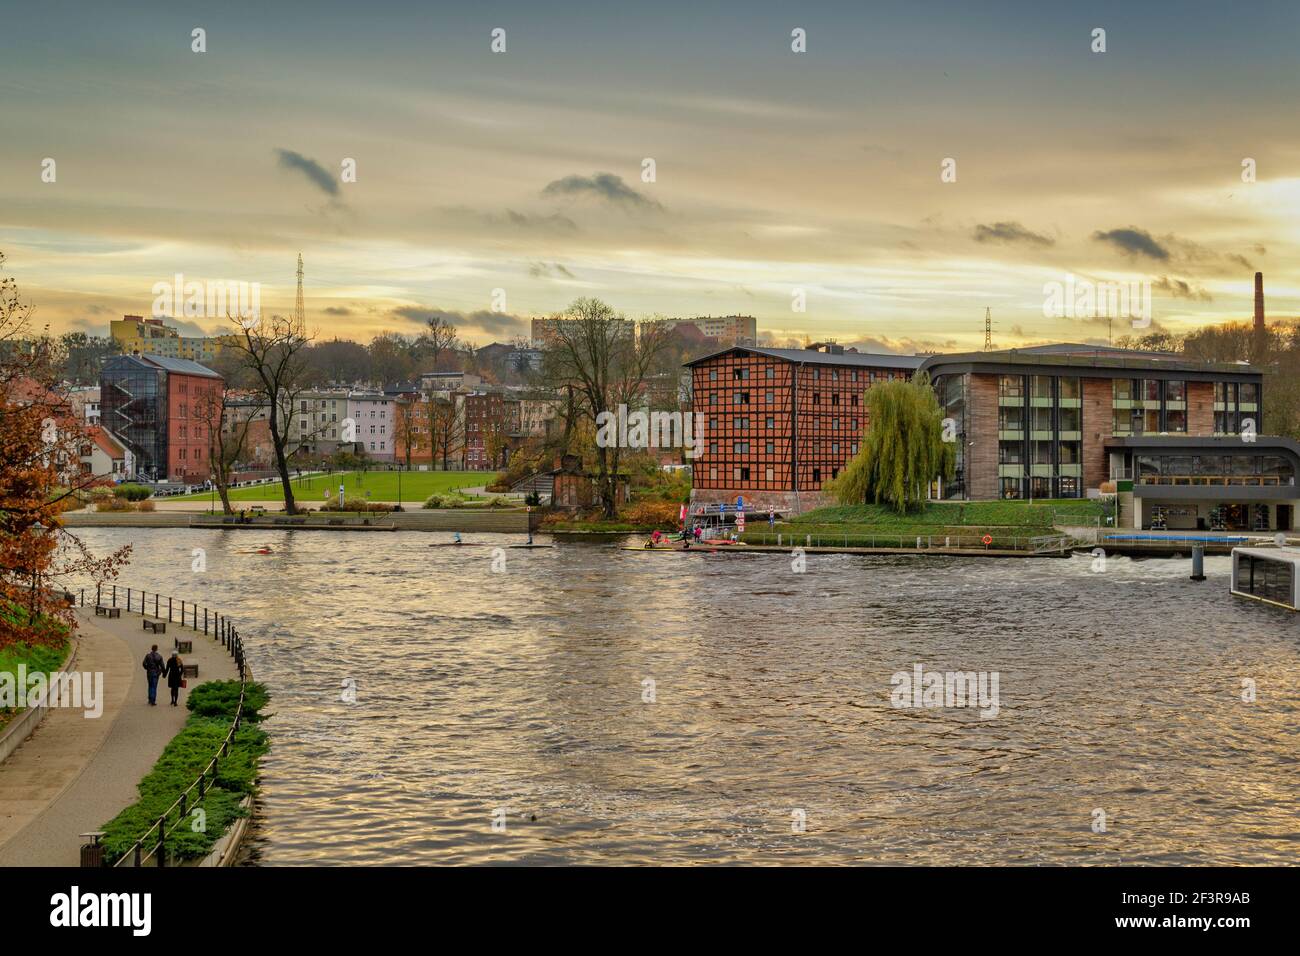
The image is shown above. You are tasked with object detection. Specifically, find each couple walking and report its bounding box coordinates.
[142,645,186,706]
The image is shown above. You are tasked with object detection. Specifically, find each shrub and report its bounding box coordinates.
[621,500,681,526]
[100,680,270,864]
[321,497,392,513]
[423,492,470,509]
[136,499,155,512]
[524,491,541,507]
[113,483,152,501]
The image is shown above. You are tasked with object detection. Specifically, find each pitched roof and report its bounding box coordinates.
[86,425,125,458]
[684,345,925,370]
[139,354,223,379]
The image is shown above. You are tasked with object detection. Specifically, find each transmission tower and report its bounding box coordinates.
[983,308,992,350]
[295,252,305,326]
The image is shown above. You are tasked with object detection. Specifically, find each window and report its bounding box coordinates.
[812,393,820,405]
[812,467,821,483]
[766,417,775,428]
[1166,380,1186,402]
[733,441,749,454]
[737,391,750,404]
[739,467,751,481]
[1031,376,1053,400]
[733,367,749,380]
[766,441,775,454]
[1058,377,1081,401]
[710,369,718,381]
[999,375,1024,399]
[766,367,775,379]
[831,393,840,405]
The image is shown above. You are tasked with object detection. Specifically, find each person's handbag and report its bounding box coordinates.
[181,678,188,688]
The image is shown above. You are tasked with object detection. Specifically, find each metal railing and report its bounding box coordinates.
[77,585,250,867]
[735,532,1083,553]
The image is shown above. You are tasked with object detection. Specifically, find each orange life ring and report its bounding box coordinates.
[981,534,993,546]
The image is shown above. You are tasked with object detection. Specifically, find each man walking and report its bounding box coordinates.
[143,644,164,706]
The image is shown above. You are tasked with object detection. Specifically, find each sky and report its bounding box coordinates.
[2,0,1299,352]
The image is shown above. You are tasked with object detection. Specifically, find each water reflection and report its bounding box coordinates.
[73,529,1298,865]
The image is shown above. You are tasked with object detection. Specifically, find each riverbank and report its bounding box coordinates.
[0,600,240,866]
[63,508,534,533]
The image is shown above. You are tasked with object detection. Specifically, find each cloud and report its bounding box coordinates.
[1092,227,1170,260]
[541,172,662,211]
[528,261,574,279]
[323,306,352,316]
[273,148,339,198]
[972,221,1054,247]
[1226,253,1255,272]
[1152,276,1213,301]
[388,306,528,342]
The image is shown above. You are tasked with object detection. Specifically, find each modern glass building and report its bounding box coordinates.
[100,354,169,480]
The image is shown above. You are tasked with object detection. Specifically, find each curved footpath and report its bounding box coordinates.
[0,607,236,866]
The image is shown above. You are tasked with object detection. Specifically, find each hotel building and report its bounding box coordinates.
[685,343,922,513]
[922,345,1298,531]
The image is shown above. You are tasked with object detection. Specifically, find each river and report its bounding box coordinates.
[71,528,1298,865]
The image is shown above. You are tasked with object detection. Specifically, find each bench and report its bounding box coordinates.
[182,663,199,679]
[174,638,192,654]
[94,605,121,619]
[143,618,166,634]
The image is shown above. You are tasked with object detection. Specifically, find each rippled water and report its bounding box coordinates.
[73,528,1298,865]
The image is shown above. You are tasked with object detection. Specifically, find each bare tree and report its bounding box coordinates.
[224,311,315,513]
[541,298,672,518]
[420,316,460,372]
[194,383,255,514]
[428,393,463,471]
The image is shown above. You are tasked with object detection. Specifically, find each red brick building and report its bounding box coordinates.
[462,391,507,471]
[686,344,923,513]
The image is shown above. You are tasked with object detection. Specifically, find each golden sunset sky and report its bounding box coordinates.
[2,0,1298,352]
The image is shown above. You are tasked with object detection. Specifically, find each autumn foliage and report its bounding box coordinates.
[0,254,129,648]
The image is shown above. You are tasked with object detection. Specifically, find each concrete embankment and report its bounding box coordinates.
[63,508,532,533]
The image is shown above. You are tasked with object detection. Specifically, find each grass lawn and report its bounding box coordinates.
[170,470,489,503]
[790,499,1110,532]
[0,606,72,731]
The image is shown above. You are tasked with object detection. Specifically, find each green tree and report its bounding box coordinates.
[828,372,954,513]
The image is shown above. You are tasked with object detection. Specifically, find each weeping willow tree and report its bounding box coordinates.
[827,372,955,513]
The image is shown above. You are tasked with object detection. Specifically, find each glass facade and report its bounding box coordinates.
[1236,554,1295,608]
[936,373,968,499]
[997,374,1082,499]
[1215,381,1260,434]
[100,356,167,479]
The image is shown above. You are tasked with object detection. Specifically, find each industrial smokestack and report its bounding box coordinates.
[1254,272,1265,335]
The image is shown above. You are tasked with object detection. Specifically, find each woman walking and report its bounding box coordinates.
[163,650,185,707]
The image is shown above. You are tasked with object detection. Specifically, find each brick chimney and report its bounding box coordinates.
[1254,272,1265,335]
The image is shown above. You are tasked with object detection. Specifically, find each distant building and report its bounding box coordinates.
[69,386,101,426]
[530,316,635,349]
[462,391,507,470]
[651,315,758,346]
[507,347,545,373]
[419,370,481,393]
[288,391,350,458]
[348,391,395,461]
[99,353,223,483]
[110,315,224,365]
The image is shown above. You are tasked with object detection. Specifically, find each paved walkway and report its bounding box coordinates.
[0,607,236,866]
